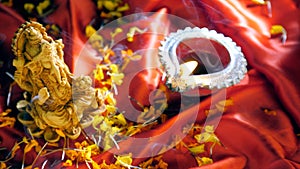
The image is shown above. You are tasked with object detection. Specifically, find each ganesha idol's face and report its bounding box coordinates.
[26,27,43,45]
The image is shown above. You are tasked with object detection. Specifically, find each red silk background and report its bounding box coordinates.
[0,0,300,168]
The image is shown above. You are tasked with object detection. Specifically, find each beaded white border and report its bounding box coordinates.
[158,27,247,92]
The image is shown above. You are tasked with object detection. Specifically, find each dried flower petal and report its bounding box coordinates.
[262,108,277,116]
[195,156,213,166]
[127,27,146,42]
[36,0,50,15]
[63,159,73,167]
[110,28,123,38]
[102,1,118,11]
[0,162,7,168]
[86,25,97,38]
[117,3,129,12]
[270,25,287,44]
[24,3,35,13]
[188,144,205,154]
[24,139,39,153]
[0,109,16,128]
[114,153,134,168]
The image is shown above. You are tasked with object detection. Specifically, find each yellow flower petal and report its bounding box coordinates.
[270,25,285,35]
[109,72,124,85]
[204,125,215,133]
[94,65,105,81]
[24,140,39,153]
[109,64,119,73]
[36,0,50,15]
[188,144,205,154]
[270,25,287,43]
[115,153,133,167]
[195,156,213,166]
[63,159,73,167]
[0,162,7,169]
[127,37,134,42]
[91,160,101,169]
[117,3,129,12]
[112,113,127,126]
[86,25,97,38]
[106,105,117,113]
[110,28,123,39]
[24,3,35,13]
[66,150,78,161]
[0,109,12,117]
[103,1,118,11]
[127,27,146,42]
[194,132,220,144]
[97,1,103,9]
[106,92,117,105]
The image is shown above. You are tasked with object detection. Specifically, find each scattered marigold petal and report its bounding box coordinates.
[270,25,285,35]
[0,109,16,128]
[36,0,50,15]
[115,154,134,168]
[194,126,220,146]
[103,1,118,11]
[195,156,213,166]
[263,108,277,116]
[127,27,146,42]
[66,150,78,161]
[0,162,6,168]
[110,28,123,38]
[1,109,12,116]
[89,34,104,48]
[86,25,97,38]
[24,140,39,153]
[117,3,129,12]
[109,72,124,85]
[112,113,127,126]
[63,159,73,167]
[91,160,101,169]
[215,98,234,112]
[270,25,287,44]
[105,92,117,105]
[188,144,205,154]
[204,125,215,133]
[0,117,16,128]
[24,3,35,13]
[205,109,218,116]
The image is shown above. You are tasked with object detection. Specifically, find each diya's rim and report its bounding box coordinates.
[158,27,247,92]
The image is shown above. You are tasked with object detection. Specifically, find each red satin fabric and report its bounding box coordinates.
[0,0,300,168]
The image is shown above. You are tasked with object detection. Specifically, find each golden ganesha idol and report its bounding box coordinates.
[11,21,107,142]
